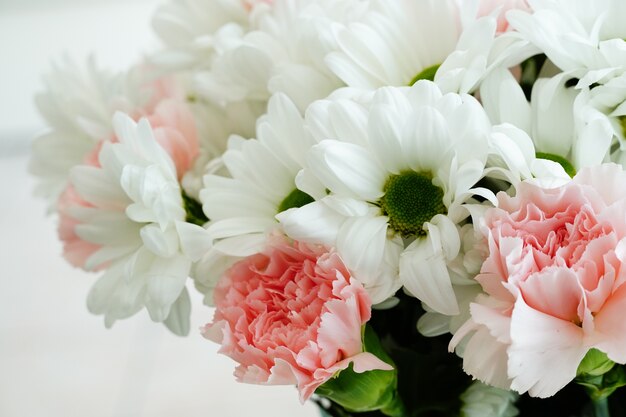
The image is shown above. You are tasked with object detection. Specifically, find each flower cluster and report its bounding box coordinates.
[32,0,626,415]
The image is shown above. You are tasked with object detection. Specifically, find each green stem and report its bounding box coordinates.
[594,397,610,417]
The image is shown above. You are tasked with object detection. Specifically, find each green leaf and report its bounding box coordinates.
[315,325,405,417]
[577,349,615,378]
[577,364,626,402]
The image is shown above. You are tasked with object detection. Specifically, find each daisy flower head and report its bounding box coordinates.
[479,68,582,176]
[30,58,203,211]
[507,0,626,87]
[280,81,500,311]
[324,0,461,89]
[199,92,317,259]
[192,0,367,134]
[60,113,210,335]
[30,58,129,209]
[434,1,536,95]
[573,73,626,171]
[150,0,253,71]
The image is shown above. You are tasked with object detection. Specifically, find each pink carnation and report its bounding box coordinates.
[203,236,393,402]
[450,163,626,398]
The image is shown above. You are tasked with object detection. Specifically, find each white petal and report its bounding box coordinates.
[140,224,180,258]
[480,68,531,132]
[213,233,268,257]
[336,216,387,285]
[400,236,460,315]
[307,140,385,201]
[145,255,191,322]
[206,217,276,241]
[163,288,191,336]
[276,200,345,245]
[175,221,213,262]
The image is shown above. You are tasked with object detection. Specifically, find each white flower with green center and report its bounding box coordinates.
[479,68,581,179]
[279,81,497,311]
[199,93,318,257]
[507,0,626,87]
[325,0,460,89]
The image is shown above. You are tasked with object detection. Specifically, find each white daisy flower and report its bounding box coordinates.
[199,93,317,257]
[150,0,252,71]
[325,0,461,89]
[435,6,536,94]
[279,81,503,311]
[573,73,626,170]
[66,113,210,335]
[30,58,214,212]
[193,0,366,133]
[479,68,582,176]
[30,58,131,209]
[508,0,626,87]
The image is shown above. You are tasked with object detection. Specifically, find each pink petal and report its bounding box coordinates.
[508,296,587,398]
[593,284,626,363]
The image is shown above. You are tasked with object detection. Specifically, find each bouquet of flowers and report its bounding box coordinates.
[31,0,626,416]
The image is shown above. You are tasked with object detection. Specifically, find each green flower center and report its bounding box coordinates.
[536,152,576,178]
[379,171,446,237]
[409,64,441,86]
[278,188,314,213]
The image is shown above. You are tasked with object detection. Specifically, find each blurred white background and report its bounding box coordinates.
[0,1,319,416]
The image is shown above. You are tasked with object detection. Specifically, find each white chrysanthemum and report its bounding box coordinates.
[460,382,519,417]
[181,98,262,199]
[574,73,626,170]
[150,0,253,71]
[508,0,626,87]
[193,0,366,132]
[279,81,507,309]
[479,68,584,177]
[30,58,135,209]
[435,9,535,94]
[30,58,214,211]
[199,93,317,257]
[68,113,209,334]
[480,67,626,182]
[325,0,461,89]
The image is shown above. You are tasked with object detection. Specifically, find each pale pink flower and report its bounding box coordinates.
[478,0,530,33]
[203,236,393,402]
[450,163,626,398]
